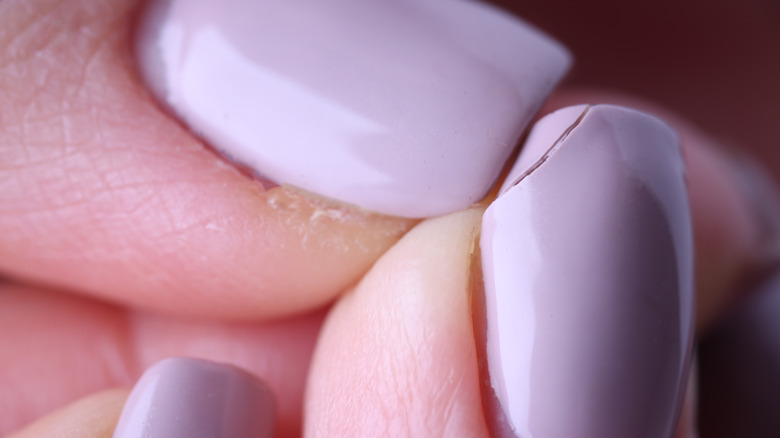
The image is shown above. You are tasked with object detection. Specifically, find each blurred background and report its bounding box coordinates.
[492,1,780,435]
[498,0,780,174]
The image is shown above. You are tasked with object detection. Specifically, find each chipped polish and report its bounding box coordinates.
[479,104,695,437]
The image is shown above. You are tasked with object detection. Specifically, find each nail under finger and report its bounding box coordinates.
[113,357,276,438]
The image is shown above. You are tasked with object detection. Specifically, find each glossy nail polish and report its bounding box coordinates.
[134,0,570,218]
[479,105,695,437]
[113,357,275,438]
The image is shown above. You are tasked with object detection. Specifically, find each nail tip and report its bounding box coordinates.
[135,0,571,218]
[481,104,694,437]
[113,357,276,438]
[498,104,590,195]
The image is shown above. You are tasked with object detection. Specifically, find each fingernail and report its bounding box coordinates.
[479,105,695,437]
[699,272,780,438]
[134,0,571,218]
[113,357,276,438]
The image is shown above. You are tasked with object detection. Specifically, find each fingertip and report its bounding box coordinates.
[8,389,129,438]
[305,209,489,437]
[0,0,417,320]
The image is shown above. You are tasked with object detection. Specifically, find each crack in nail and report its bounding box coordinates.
[499,105,591,196]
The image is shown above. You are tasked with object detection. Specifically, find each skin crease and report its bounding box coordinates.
[305,209,489,437]
[3,209,697,438]
[1,0,778,437]
[0,283,325,438]
[0,0,416,320]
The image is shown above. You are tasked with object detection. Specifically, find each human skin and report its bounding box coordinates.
[1,0,778,436]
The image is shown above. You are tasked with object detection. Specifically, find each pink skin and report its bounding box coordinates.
[0,0,418,320]
[2,0,779,436]
[0,284,323,438]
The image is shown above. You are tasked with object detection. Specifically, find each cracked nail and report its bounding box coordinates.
[479,104,695,437]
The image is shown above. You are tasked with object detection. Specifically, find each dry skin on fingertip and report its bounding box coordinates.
[0,0,418,320]
[264,185,417,254]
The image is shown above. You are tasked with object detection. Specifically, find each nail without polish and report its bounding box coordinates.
[135,0,570,218]
[480,105,695,437]
[113,357,276,438]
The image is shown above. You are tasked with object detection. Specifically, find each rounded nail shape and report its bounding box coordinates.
[479,105,695,437]
[113,357,276,438]
[134,0,570,218]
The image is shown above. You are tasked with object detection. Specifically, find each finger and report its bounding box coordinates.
[0,0,569,319]
[0,0,414,319]
[7,390,128,438]
[112,358,276,438]
[0,283,322,437]
[305,208,489,436]
[541,89,780,331]
[308,104,724,437]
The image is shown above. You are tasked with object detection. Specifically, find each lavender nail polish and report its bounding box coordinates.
[134,0,570,218]
[113,357,276,438]
[479,105,695,437]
